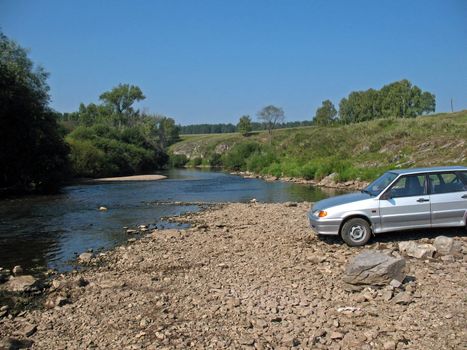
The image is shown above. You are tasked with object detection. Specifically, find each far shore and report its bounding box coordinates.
[83,174,167,183]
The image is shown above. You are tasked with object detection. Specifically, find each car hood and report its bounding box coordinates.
[311,192,372,212]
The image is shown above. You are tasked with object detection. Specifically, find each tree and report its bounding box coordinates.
[237,115,252,135]
[99,84,145,127]
[154,116,180,148]
[314,100,337,125]
[257,105,285,140]
[338,80,436,123]
[0,32,69,194]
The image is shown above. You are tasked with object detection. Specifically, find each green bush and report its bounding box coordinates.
[246,149,277,173]
[208,153,223,167]
[262,163,282,177]
[169,154,188,168]
[222,142,261,170]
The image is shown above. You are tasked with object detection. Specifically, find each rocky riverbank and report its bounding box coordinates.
[1,203,466,349]
[231,171,369,191]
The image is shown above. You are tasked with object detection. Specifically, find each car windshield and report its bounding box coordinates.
[363,171,398,196]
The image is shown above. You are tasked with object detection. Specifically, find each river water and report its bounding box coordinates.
[0,169,347,273]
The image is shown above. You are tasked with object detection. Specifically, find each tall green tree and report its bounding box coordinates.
[237,115,252,135]
[314,100,337,125]
[0,32,69,194]
[338,79,436,123]
[99,84,145,128]
[257,105,285,140]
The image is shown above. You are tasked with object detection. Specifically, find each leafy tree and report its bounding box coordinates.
[99,84,145,128]
[237,115,252,135]
[257,105,285,140]
[338,79,436,123]
[314,100,337,125]
[154,116,180,148]
[99,83,145,115]
[0,32,69,194]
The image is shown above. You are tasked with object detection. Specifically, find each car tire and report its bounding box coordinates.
[340,218,371,246]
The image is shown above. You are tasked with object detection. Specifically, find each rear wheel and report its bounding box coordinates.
[341,218,371,246]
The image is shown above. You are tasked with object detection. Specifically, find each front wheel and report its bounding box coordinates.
[340,218,371,246]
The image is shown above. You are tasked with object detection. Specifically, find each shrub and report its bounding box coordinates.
[222,142,261,170]
[208,153,223,167]
[169,154,188,168]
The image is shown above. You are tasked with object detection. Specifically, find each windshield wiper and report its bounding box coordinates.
[361,189,373,196]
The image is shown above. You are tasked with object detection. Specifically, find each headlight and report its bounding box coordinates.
[313,210,328,218]
[318,210,328,218]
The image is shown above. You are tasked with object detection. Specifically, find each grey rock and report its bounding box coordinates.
[343,251,406,290]
[21,324,37,337]
[392,292,412,305]
[78,252,93,263]
[398,241,436,259]
[389,279,402,288]
[3,275,39,292]
[433,236,462,256]
[12,266,23,276]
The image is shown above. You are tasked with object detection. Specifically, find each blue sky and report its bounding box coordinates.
[1,0,466,125]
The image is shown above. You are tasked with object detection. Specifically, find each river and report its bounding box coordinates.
[0,169,347,273]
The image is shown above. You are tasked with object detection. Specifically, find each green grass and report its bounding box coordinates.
[170,111,467,182]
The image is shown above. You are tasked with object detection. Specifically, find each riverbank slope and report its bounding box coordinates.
[170,110,467,184]
[1,203,465,349]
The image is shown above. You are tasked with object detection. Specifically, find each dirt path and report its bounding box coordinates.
[1,203,466,349]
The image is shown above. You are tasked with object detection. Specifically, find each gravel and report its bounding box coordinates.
[0,202,466,349]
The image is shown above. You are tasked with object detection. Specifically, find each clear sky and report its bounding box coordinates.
[1,0,466,125]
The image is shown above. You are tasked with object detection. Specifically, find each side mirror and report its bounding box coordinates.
[380,191,391,200]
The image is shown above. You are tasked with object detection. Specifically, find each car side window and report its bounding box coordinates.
[389,175,426,198]
[429,172,467,194]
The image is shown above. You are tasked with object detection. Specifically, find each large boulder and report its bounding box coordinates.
[398,241,436,259]
[343,251,406,291]
[433,236,462,256]
[3,275,39,292]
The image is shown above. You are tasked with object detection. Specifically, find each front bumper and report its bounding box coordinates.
[308,213,341,236]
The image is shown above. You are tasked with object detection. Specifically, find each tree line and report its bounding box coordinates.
[180,120,313,134]
[181,79,436,134]
[0,32,179,195]
[314,80,436,125]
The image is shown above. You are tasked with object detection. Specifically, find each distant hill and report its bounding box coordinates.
[170,111,467,182]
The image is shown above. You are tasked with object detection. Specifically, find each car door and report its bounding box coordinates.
[379,174,431,232]
[428,172,467,227]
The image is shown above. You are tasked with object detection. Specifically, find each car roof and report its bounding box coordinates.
[388,166,467,176]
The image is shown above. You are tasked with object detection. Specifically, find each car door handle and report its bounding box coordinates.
[462,194,467,199]
[417,198,430,202]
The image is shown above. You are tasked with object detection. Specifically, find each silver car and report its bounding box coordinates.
[308,166,467,246]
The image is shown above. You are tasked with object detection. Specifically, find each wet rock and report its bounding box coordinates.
[12,266,23,276]
[343,251,406,290]
[398,241,436,259]
[78,252,93,263]
[433,236,462,256]
[3,275,39,292]
[126,229,138,234]
[98,206,108,211]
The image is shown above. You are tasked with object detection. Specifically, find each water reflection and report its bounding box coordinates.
[0,169,349,272]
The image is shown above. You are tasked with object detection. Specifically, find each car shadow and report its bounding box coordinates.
[315,227,466,246]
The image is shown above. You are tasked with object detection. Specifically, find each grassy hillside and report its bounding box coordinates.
[170,111,467,182]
